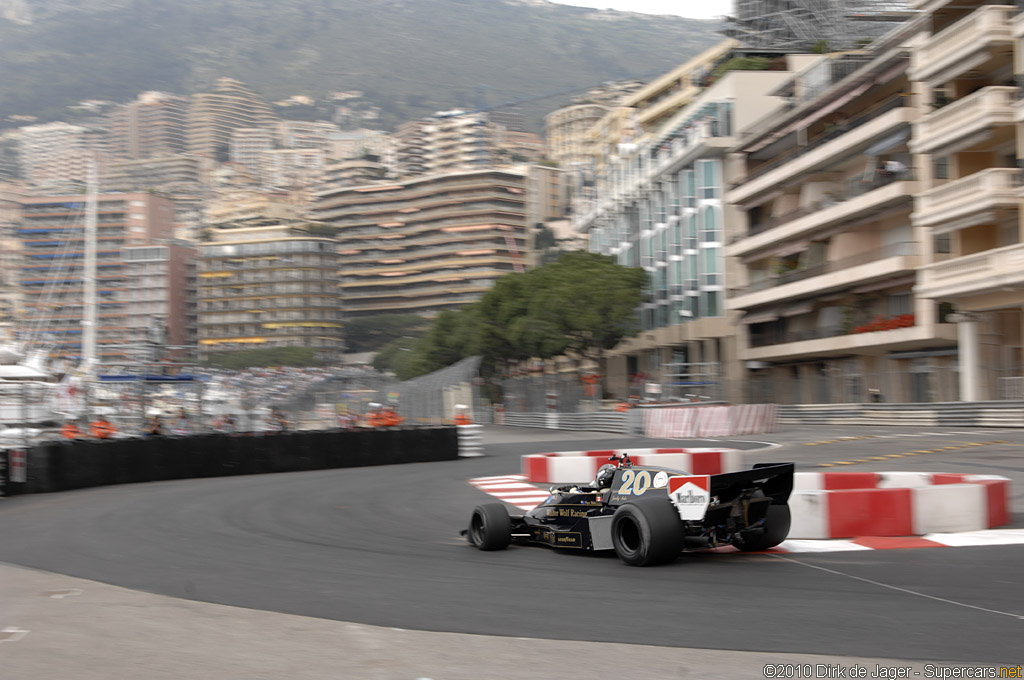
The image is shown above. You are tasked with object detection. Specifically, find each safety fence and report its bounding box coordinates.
[643,404,780,438]
[0,427,458,496]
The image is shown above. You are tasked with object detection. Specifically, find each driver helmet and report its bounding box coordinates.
[594,464,617,489]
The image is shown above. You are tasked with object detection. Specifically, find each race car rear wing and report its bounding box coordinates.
[710,462,793,505]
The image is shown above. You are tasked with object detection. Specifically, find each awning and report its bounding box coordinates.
[865,126,910,156]
[741,309,779,325]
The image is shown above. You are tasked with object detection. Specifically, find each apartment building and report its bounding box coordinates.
[909,1,1024,401]
[276,120,340,152]
[260,148,325,188]
[574,62,795,402]
[577,41,742,214]
[312,169,528,317]
[725,22,967,405]
[0,185,24,323]
[18,121,106,188]
[320,158,391,191]
[545,103,611,171]
[122,242,197,351]
[106,91,188,160]
[392,121,430,177]
[229,127,274,174]
[197,218,342,361]
[187,77,276,161]
[17,192,176,361]
[204,189,302,226]
[101,154,204,193]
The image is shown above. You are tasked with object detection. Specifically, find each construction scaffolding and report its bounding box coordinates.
[724,0,916,51]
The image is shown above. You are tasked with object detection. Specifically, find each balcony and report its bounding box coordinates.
[913,167,1020,230]
[731,178,917,258]
[729,242,920,310]
[729,100,915,206]
[910,6,1015,84]
[743,323,958,362]
[917,241,1024,300]
[912,86,1015,155]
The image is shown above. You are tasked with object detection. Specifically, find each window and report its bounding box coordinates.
[698,160,718,199]
[701,206,719,243]
[934,156,948,180]
[935,234,951,254]
[701,290,721,318]
[888,293,912,316]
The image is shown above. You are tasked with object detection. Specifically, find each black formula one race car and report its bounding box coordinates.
[463,454,794,566]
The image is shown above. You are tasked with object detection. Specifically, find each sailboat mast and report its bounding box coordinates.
[82,158,98,370]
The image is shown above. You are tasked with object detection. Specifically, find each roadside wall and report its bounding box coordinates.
[1,428,458,496]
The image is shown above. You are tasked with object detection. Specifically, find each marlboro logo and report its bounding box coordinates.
[667,475,710,520]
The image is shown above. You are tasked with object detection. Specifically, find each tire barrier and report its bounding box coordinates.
[0,427,459,496]
[789,471,1011,539]
[521,447,743,484]
[643,404,780,438]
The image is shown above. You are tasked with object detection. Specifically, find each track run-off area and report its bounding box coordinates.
[0,424,1021,679]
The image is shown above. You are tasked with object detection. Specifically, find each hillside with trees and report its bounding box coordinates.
[0,0,721,131]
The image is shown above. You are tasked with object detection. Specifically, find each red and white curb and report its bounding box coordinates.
[468,475,552,510]
[467,475,1024,553]
[522,448,743,484]
[791,471,1011,538]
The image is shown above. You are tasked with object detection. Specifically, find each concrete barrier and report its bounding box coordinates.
[788,471,1011,539]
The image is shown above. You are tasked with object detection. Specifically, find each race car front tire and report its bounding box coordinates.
[611,499,684,567]
[734,503,791,552]
[467,503,512,551]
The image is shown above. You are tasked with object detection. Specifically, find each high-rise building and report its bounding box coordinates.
[197,218,342,361]
[725,20,943,404]
[18,121,106,188]
[313,169,529,317]
[187,78,276,161]
[106,91,188,160]
[122,242,197,351]
[0,184,25,323]
[392,121,430,177]
[229,127,274,174]
[17,192,176,361]
[908,0,1023,401]
[277,121,340,151]
[574,56,796,402]
[260,148,325,188]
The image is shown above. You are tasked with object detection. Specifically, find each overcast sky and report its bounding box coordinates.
[547,0,732,21]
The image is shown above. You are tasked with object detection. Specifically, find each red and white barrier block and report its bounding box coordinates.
[521,447,742,484]
[643,404,779,438]
[789,472,1011,539]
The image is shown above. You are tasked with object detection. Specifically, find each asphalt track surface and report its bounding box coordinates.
[0,427,1021,668]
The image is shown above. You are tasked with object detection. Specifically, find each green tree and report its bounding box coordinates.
[202,346,323,369]
[344,313,430,354]
[380,251,647,382]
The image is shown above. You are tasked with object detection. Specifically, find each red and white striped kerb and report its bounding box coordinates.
[789,471,1011,539]
[521,448,743,484]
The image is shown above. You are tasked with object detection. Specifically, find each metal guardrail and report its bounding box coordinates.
[780,401,1024,427]
[501,411,627,433]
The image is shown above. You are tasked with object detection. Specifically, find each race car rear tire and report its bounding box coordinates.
[734,503,791,552]
[467,503,512,551]
[611,499,684,567]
